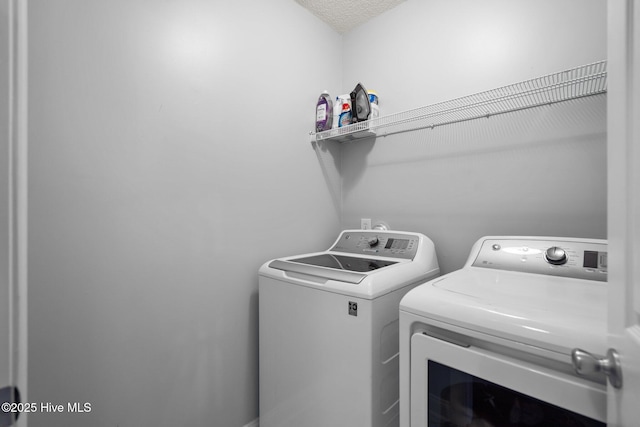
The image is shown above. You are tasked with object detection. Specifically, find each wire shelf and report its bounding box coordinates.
[312,60,607,143]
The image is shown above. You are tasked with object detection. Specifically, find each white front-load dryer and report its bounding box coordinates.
[399,236,608,427]
[259,230,440,427]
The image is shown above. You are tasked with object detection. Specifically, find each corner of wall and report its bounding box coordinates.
[243,417,259,427]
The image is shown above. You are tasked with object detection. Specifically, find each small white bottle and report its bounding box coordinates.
[335,94,352,128]
[368,90,380,120]
[332,96,340,129]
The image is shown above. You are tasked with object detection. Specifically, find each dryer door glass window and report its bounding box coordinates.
[427,360,604,427]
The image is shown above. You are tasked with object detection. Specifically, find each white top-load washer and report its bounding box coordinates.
[399,236,608,427]
[259,230,439,427]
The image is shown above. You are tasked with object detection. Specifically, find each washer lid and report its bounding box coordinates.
[289,253,397,272]
[400,267,607,356]
[259,230,440,299]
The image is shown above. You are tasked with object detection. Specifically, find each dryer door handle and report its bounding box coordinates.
[571,348,623,389]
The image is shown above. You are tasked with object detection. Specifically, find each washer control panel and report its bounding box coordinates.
[331,231,419,260]
[471,237,607,281]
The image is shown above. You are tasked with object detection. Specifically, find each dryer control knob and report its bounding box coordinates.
[367,237,379,247]
[545,246,568,265]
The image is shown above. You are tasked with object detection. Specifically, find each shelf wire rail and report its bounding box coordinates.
[313,60,607,142]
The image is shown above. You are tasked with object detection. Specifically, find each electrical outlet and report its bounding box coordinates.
[361,218,372,230]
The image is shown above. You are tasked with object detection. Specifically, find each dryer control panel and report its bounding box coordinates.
[330,231,420,260]
[470,237,607,281]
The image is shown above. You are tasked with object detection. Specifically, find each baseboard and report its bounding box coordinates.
[243,418,259,427]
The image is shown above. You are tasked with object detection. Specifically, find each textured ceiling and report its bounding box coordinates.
[295,0,406,34]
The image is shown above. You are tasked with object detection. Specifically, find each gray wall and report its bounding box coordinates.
[339,0,607,273]
[27,1,341,426]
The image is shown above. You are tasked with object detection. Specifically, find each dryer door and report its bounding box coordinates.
[409,332,605,427]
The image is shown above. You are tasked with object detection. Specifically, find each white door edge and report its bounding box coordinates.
[606,0,640,425]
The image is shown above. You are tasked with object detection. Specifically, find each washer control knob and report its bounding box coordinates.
[367,236,379,247]
[545,246,568,265]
